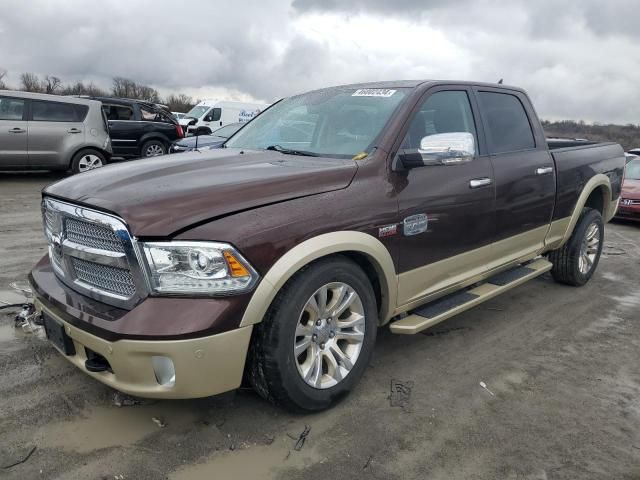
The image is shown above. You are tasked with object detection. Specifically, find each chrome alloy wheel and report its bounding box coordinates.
[579,222,600,274]
[77,154,104,172]
[294,282,366,389]
[145,144,164,157]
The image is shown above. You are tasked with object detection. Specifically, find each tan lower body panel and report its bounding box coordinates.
[396,225,550,309]
[35,298,253,399]
[390,258,552,334]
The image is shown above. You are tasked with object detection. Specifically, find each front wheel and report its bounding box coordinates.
[548,208,604,286]
[248,256,378,412]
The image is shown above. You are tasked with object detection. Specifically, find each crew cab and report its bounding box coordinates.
[31,81,624,412]
[93,97,184,158]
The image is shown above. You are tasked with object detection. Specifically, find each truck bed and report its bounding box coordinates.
[548,141,625,221]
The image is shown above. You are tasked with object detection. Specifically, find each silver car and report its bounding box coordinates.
[0,91,111,174]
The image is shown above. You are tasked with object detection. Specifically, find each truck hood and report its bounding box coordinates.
[44,149,358,236]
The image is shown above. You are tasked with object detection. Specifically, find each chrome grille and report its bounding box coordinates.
[65,218,125,253]
[41,197,146,309]
[71,257,136,297]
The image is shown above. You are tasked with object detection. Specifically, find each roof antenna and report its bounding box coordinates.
[497,78,504,84]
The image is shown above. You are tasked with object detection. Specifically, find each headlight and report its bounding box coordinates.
[141,241,258,295]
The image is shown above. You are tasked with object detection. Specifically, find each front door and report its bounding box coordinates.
[395,88,496,306]
[474,88,555,259]
[0,95,28,167]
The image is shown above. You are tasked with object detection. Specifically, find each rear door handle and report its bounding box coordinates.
[68,128,82,134]
[9,127,26,133]
[469,177,492,188]
[535,166,553,175]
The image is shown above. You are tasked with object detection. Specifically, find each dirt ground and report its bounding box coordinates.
[1,172,639,480]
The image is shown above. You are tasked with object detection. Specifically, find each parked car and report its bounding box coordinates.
[171,122,243,153]
[180,100,267,136]
[616,156,640,221]
[0,90,111,173]
[172,112,186,121]
[31,80,624,412]
[625,153,638,164]
[90,97,183,158]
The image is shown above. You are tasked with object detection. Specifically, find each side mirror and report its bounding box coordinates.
[203,116,212,122]
[398,132,476,169]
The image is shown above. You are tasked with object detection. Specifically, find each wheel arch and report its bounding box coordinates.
[558,174,613,247]
[139,133,171,149]
[239,231,397,328]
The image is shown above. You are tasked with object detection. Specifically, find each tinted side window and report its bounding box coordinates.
[32,101,88,122]
[478,92,535,153]
[211,108,221,121]
[401,91,477,149]
[0,97,26,120]
[103,104,134,120]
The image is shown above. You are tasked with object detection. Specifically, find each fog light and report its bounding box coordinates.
[152,356,175,387]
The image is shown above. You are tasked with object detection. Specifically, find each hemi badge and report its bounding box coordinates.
[403,213,428,236]
[378,224,398,238]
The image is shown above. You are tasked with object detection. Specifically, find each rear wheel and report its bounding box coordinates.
[548,208,604,286]
[248,256,378,412]
[141,140,166,158]
[70,149,106,174]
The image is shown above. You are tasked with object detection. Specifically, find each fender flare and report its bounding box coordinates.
[558,174,613,247]
[239,231,397,328]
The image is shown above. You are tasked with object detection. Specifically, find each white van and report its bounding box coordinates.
[180,100,268,135]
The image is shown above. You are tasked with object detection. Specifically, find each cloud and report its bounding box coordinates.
[0,0,637,123]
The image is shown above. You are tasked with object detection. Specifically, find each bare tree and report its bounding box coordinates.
[164,93,196,112]
[112,77,159,102]
[43,75,62,94]
[20,72,43,92]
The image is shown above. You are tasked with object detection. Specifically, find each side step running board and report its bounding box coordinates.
[389,258,552,334]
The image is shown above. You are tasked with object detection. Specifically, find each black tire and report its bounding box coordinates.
[70,149,107,174]
[548,208,604,286]
[141,139,167,158]
[247,256,378,412]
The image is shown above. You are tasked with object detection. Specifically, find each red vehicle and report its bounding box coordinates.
[616,157,640,221]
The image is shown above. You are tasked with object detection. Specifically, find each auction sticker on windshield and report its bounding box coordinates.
[352,89,397,97]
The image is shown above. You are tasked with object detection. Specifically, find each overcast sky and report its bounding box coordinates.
[0,0,636,123]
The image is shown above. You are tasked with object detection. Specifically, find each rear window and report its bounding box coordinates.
[478,91,535,154]
[32,100,89,122]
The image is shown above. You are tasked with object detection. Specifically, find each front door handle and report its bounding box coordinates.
[535,166,553,175]
[68,128,82,134]
[9,127,26,133]
[469,177,492,189]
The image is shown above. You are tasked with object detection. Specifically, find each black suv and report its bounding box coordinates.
[91,97,184,159]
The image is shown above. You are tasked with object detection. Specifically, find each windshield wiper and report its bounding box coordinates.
[265,144,320,157]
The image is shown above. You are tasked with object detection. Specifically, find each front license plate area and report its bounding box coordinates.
[42,312,76,355]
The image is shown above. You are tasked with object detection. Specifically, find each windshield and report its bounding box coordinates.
[185,106,210,119]
[212,123,242,138]
[626,159,640,180]
[226,87,408,157]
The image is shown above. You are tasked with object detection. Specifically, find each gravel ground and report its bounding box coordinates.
[1,172,639,480]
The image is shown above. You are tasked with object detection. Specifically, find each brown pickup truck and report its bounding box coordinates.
[31,80,625,411]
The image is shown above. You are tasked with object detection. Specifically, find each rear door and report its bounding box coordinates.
[28,99,87,168]
[474,88,555,257]
[0,95,28,167]
[395,87,496,305]
[103,103,139,157]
